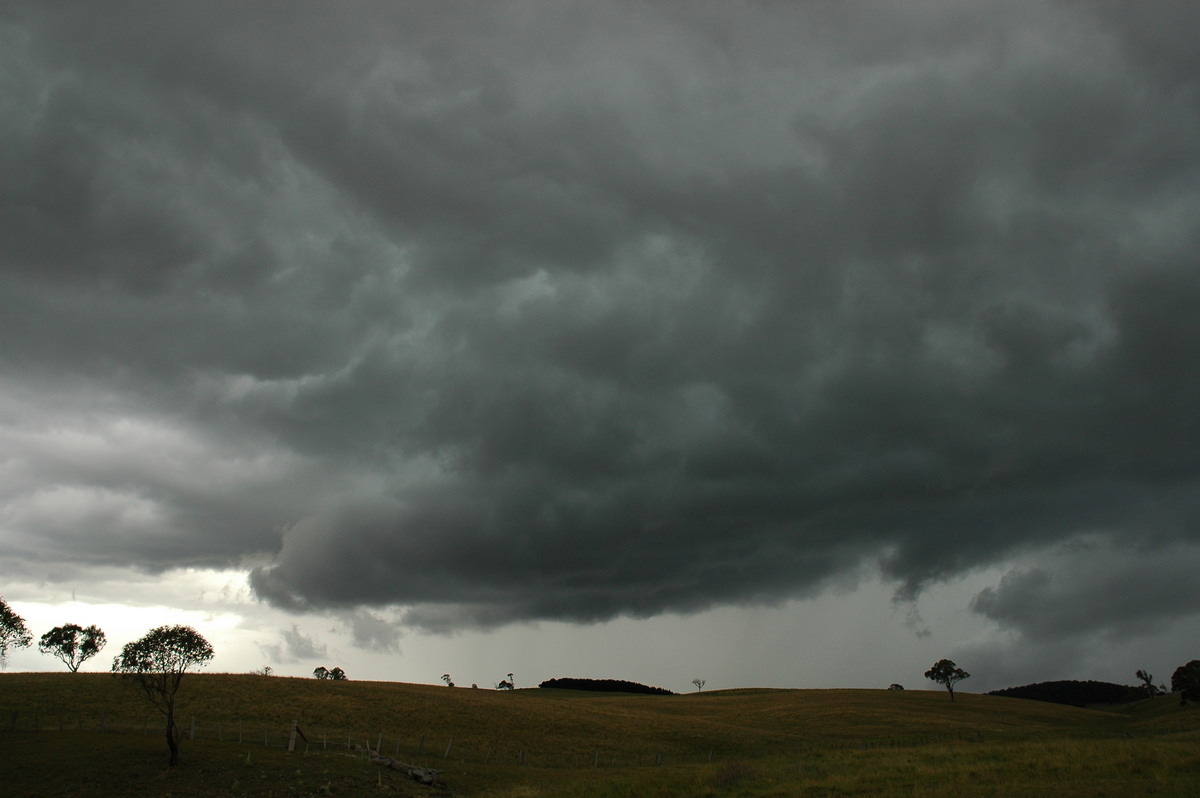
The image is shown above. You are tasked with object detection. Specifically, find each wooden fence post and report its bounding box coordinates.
[288,720,298,752]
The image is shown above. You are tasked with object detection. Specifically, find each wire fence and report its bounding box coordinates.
[4,708,1199,771]
[1,709,721,769]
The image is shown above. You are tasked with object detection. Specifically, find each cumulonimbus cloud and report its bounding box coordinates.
[3,1,1200,635]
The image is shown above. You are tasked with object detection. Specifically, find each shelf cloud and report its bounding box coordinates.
[3,1,1199,656]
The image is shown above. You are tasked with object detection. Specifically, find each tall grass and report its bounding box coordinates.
[2,673,1197,796]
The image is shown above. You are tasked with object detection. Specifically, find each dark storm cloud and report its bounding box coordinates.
[3,2,1200,635]
[971,538,1200,641]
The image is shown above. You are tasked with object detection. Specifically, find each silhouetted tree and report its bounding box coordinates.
[1170,660,1200,705]
[1136,669,1159,698]
[329,666,347,680]
[0,597,32,667]
[111,625,213,766]
[888,683,905,691]
[925,659,970,701]
[441,673,455,687]
[39,623,107,672]
[313,665,329,680]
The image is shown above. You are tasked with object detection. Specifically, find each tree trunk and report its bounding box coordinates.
[166,709,180,767]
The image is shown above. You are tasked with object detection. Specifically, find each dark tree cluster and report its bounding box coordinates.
[538,677,674,695]
[1171,661,1200,705]
[313,666,347,680]
[987,680,1143,707]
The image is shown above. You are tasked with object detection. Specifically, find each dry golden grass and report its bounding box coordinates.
[2,673,1198,796]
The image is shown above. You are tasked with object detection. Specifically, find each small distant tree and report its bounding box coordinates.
[925,659,970,701]
[888,683,905,691]
[496,678,513,690]
[1136,669,1158,699]
[39,624,107,672]
[0,597,33,668]
[692,678,706,692]
[329,666,347,681]
[111,625,214,767]
[1170,660,1200,706]
[508,672,515,688]
[252,665,274,677]
[313,666,329,680]
[441,673,455,687]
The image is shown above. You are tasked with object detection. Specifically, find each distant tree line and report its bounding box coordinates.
[987,680,1143,707]
[538,677,674,695]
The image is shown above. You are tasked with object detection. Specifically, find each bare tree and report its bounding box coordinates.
[0,597,32,668]
[692,678,706,691]
[112,625,214,766]
[441,673,455,687]
[39,624,107,672]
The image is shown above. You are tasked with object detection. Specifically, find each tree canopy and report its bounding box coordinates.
[0,597,33,666]
[39,623,107,672]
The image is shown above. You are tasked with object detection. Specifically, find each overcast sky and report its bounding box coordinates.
[3,1,1199,694]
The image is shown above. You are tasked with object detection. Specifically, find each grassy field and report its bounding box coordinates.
[2,672,1198,796]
